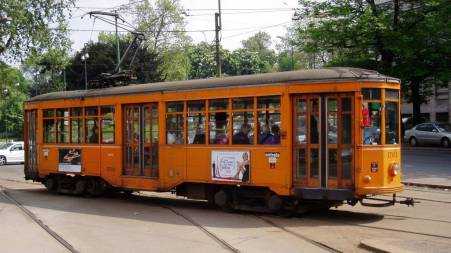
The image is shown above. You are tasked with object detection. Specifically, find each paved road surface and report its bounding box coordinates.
[0,178,450,253]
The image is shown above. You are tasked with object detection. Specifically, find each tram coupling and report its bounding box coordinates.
[359,194,415,207]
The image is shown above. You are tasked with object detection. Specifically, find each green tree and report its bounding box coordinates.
[65,34,164,90]
[241,31,276,72]
[133,0,191,80]
[0,62,28,140]
[226,49,267,76]
[187,42,218,79]
[0,0,74,61]
[294,0,450,123]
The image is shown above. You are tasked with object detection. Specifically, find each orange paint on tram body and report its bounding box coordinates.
[23,68,406,211]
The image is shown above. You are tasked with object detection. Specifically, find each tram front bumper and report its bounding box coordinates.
[356,184,404,196]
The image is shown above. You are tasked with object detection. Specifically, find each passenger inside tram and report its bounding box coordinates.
[233,118,252,144]
[260,124,280,144]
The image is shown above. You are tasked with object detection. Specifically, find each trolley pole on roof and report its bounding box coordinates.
[87,11,123,72]
[215,0,222,77]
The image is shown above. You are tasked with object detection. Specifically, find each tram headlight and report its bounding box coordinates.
[389,163,400,177]
[363,175,372,183]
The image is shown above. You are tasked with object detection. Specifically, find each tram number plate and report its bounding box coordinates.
[265,152,280,169]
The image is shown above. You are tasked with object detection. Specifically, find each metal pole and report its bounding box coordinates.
[215,0,222,77]
[84,59,88,90]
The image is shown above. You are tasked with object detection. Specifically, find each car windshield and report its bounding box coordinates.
[0,142,13,150]
[436,123,451,132]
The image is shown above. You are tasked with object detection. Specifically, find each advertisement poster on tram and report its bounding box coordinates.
[211,151,250,182]
[58,148,82,173]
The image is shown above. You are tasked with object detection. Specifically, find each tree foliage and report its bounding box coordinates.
[294,0,450,122]
[0,62,28,139]
[0,0,74,61]
[65,33,164,90]
[241,31,276,72]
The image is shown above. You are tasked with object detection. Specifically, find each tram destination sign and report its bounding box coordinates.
[58,148,82,173]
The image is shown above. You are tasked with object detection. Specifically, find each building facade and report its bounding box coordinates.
[402,82,451,125]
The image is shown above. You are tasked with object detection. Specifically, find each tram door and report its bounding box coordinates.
[123,104,159,178]
[293,94,354,189]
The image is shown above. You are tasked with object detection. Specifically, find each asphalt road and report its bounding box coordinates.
[1,177,450,253]
[402,147,451,180]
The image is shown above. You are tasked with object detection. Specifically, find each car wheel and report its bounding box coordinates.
[441,138,450,148]
[0,156,6,166]
[409,137,418,147]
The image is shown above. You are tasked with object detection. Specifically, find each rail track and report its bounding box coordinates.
[0,184,78,253]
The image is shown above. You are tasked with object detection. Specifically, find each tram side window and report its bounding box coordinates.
[257,96,281,145]
[232,97,254,145]
[70,108,83,143]
[187,100,206,144]
[85,107,99,144]
[166,102,184,144]
[209,99,229,144]
[101,106,115,144]
[362,88,382,145]
[385,89,399,144]
[56,109,69,143]
[44,118,56,143]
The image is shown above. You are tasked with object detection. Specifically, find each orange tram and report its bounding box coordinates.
[24,68,413,213]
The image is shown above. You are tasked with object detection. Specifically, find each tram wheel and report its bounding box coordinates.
[44,177,57,193]
[214,190,234,212]
[73,179,87,195]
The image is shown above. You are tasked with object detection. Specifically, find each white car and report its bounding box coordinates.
[0,141,25,166]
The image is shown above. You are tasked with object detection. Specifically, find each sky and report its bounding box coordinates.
[69,0,298,54]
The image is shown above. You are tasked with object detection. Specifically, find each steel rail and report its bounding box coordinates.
[0,185,79,253]
[255,215,343,253]
[161,205,240,253]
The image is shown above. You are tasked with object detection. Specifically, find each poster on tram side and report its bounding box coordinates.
[58,148,82,173]
[211,151,250,183]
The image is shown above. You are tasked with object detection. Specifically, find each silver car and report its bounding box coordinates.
[404,122,451,148]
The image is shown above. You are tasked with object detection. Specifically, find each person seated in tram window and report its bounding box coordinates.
[167,130,183,144]
[261,124,281,145]
[89,122,99,143]
[192,121,205,144]
[233,120,252,144]
[214,112,228,144]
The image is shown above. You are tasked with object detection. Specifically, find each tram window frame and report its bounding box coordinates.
[361,88,382,145]
[257,96,281,145]
[85,106,100,144]
[385,89,400,145]
[232,97,255,145]
[166,101,185,145]
[70,107,84,144]
[209,98,230,145]
[101,106,115,144]
[187,100,206,145]
[43,109,56,143]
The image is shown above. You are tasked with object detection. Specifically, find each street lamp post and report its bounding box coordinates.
[81,53,89,90]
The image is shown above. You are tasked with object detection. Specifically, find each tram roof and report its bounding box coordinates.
[28,67,400,102]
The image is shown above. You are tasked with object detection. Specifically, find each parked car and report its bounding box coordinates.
[0,141,25,166]
[404,123,451,148]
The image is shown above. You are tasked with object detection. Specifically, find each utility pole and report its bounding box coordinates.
[215,0,222,77]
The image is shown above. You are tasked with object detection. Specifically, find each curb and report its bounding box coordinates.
[401,146,451,153]
[402,181,451,190]
[359,240,409,253]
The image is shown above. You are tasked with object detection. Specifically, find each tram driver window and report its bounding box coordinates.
[362,89,382,145]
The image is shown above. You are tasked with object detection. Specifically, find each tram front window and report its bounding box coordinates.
[362,88,382,145]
